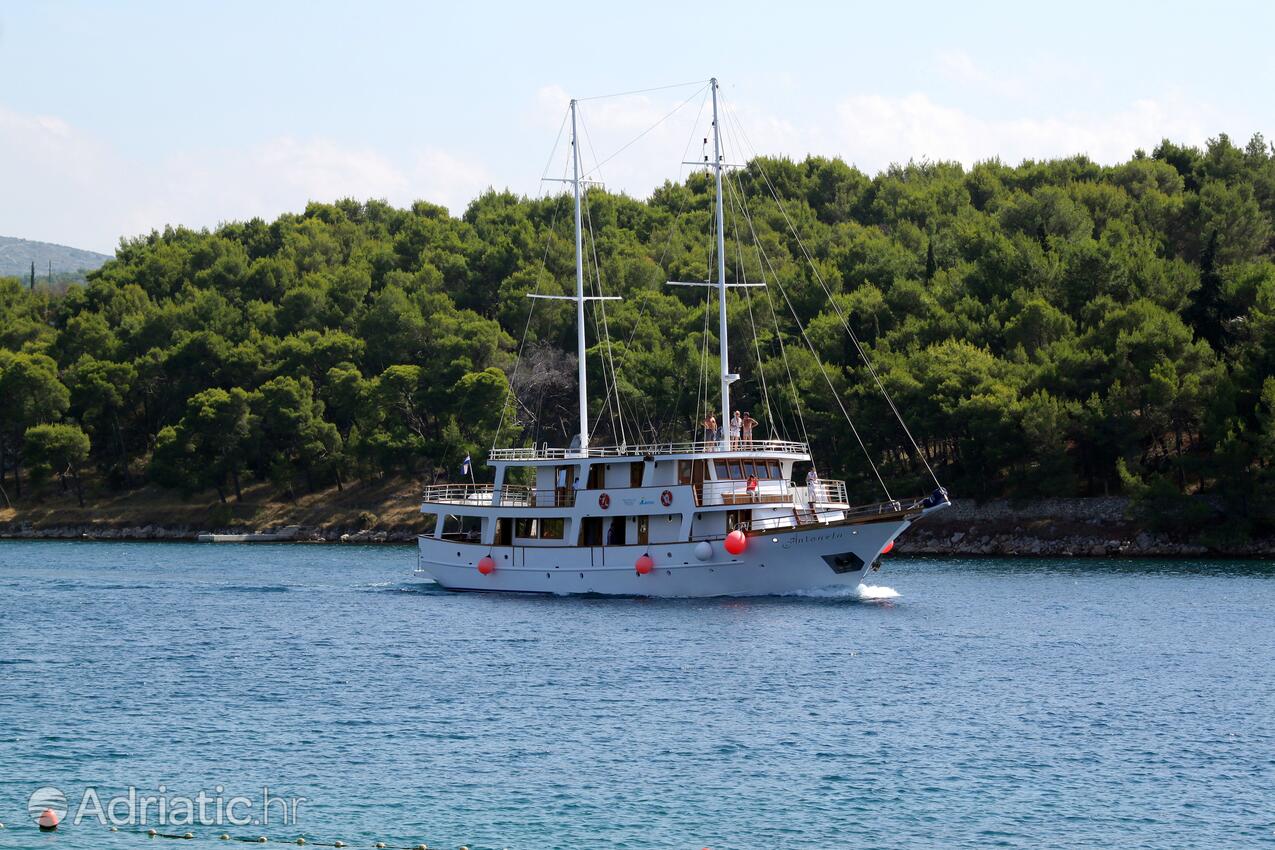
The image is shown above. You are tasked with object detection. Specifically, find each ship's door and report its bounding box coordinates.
[580,517,604,546]
[692,460,707,487]
[495,518,512,546]
[637,515,649,546]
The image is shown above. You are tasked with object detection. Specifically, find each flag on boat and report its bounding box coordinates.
[461,454,471,476]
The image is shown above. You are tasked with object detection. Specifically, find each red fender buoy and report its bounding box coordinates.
[477,555,495,575]
[724,529,747,555]
[881,539,894,554]
[635,554,654,575]
[37,809,59,831]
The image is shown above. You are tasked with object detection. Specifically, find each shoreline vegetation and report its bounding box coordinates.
[2,482,1272,557]
[1,137,1274,551]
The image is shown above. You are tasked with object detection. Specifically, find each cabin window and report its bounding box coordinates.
[727,460,743,479]
[741,460,755,478]
[768,460,782,479]
[540,518,564,540]
[678,460,693,484]
[714,460,729,480]
[515,518,537,538]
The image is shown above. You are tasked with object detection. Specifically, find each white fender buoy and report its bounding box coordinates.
[694,541,713,561]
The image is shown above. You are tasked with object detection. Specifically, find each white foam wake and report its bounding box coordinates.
[782,583,901,600]
[856,583,901,600]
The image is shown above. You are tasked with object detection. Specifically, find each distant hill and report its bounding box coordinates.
[0,235,113,281]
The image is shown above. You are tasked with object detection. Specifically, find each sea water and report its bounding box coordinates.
[0,542,1272,849]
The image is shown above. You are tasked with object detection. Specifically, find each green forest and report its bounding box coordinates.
[1,134,1273,539]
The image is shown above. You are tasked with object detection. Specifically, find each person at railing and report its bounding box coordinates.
[729,410,742,449]
[806,466,818,490]
[741,411,757,448]
[555,466,568,506]
[746,473,759,502]
[703,411,718,445]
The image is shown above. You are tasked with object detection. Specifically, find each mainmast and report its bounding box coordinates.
[711,77,733,451]
[571,99,589,451]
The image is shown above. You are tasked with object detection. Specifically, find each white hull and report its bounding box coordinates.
[416,518,910,597]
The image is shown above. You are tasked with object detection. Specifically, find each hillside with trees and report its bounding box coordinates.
[1,134,1273,542]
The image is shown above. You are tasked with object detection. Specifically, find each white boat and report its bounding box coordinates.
[417,78,949,596]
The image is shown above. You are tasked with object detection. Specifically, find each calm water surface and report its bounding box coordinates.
[0,542,1272,849]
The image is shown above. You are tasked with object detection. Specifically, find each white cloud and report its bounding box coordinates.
[833,91,1216,172]
[0,104,493,253]
[0,75,1246,256]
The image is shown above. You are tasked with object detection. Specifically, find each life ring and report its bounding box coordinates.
[660,489,673,507]
[598,492,611,510]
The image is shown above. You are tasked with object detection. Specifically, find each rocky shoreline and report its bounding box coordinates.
[2,496,1272,557]
[894,496,1274,558]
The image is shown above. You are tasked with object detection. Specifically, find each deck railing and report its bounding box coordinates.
[804,479,849,506]
[488,438,810,462]
[421,484,576,508]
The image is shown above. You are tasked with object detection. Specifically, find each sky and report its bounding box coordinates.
[1,0,1273,254]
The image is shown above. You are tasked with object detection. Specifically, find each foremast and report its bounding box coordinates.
[667,78,758,450]
[571,99,589,452]
[531,99,620,454]
[710,78,732,452]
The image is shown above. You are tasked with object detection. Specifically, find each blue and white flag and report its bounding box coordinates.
[460,454,471,476]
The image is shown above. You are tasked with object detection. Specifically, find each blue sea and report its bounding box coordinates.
[0,541,1272,849]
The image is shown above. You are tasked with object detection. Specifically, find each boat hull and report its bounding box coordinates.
[415,518,910,597]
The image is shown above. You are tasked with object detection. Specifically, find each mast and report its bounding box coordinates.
[571,99,589,452]
[711,78,732,450]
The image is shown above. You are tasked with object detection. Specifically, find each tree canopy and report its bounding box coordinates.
[1,133,1273,537]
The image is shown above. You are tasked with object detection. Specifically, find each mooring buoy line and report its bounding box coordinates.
[1,819,455,850]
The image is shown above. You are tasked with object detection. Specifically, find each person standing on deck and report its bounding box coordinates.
[741,411,758,448]
[703,411,718,445]
[730,410,742,449]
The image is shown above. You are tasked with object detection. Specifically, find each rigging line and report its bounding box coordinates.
[575,131,635,447]
[576,110,647,446]
[580,191,621,444]
[579,83,710,181]
[728,168,891,501]
[575,78,710,102]
[538,109,570,185]
[493,138,573,449]
[715,122,811,457]
[721,94,940,489]
[724,173,778,441]
[607,86,712,441]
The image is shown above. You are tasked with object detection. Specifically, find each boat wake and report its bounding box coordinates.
[856,583,901,600]
[782,583,901,601]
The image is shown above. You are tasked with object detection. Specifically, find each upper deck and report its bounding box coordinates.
[488,438,810,464]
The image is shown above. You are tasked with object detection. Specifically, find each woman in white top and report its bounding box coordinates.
[730,410,742,448]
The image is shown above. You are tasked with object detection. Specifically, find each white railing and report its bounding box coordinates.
[804,480,849,506]
[488,438,810,462]
[421,484,575,508]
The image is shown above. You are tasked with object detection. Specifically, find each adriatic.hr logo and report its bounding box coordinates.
[25,785,306,827]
